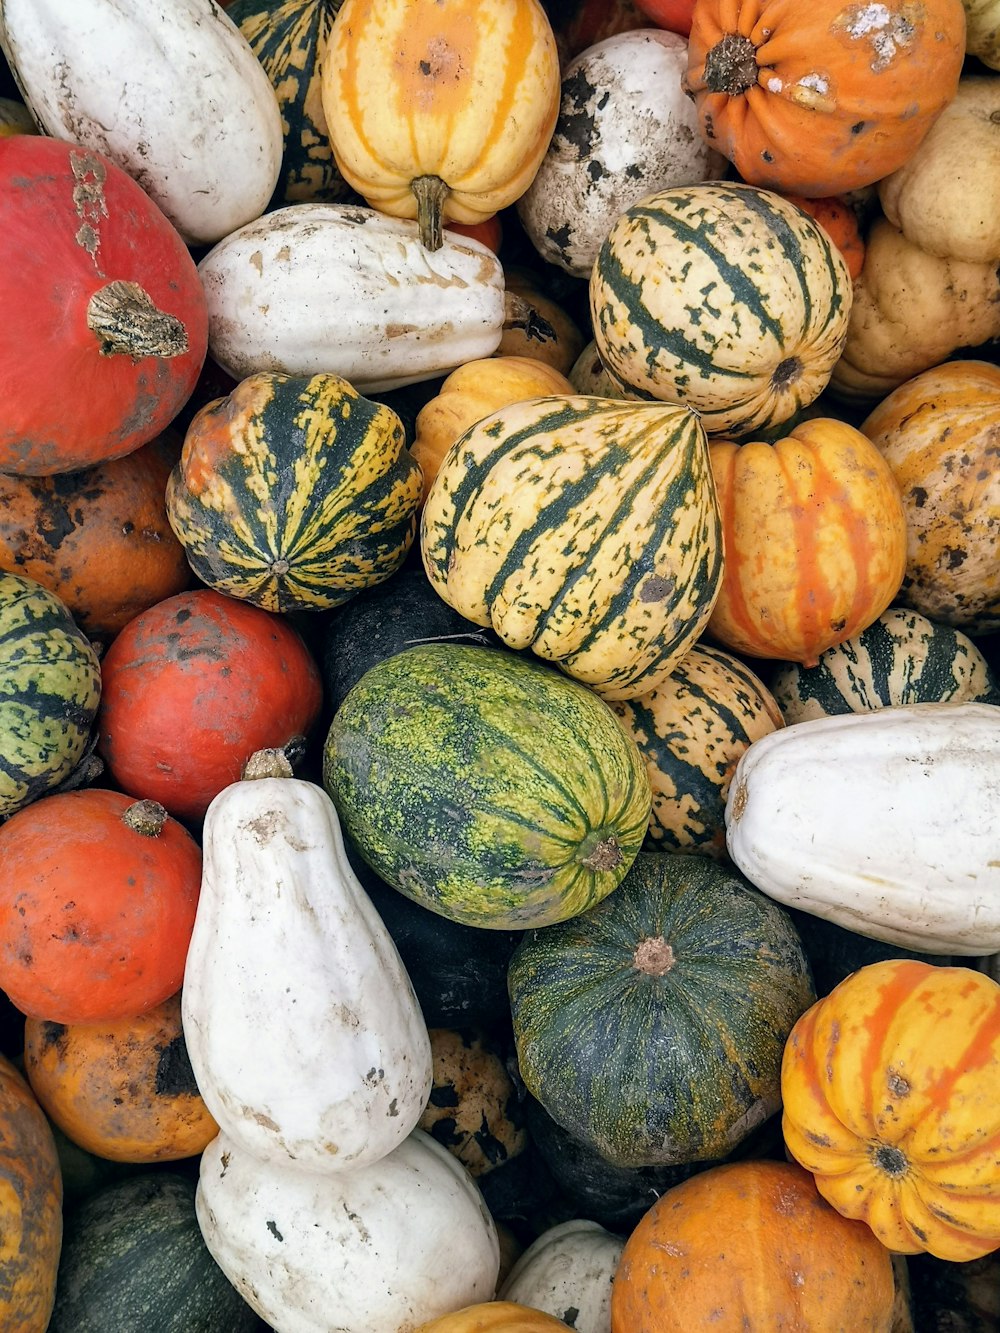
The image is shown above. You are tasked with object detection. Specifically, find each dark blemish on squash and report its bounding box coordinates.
[562,1309,580,1327]
[851,121,866,134]
[641,575,676,602]
[430,1117,464,1149]
[155,1033,200,1097]
[555,67,602,159]
[40,1021,68,1052]
[830,618,847,632]
[266,1220,284,1241]
[761,150,774,163]
[944,546,967,569]
[429,1083,461,1109]
[887,1069,910,1098]
[388,1098,399,1117]
[805,1130,832,1148]
[474,1116,510,1167]
[910,486,928,507]
[911,1223,927,1241]
[175,608,192,623]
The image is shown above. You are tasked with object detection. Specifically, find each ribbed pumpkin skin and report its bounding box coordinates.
[508,852,815,1168]
[420,396,723,701]
[861,360,1000,634]
[610,644,784,856]
[781,960,1000,1262]
[589,183,852,438]
[0,571,101,819]
[771,607,1000,724]
[166,371,422,613]
[324,644,652,930]
[707,419,907,665]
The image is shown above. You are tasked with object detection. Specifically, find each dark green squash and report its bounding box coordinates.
[508,852,815,1169]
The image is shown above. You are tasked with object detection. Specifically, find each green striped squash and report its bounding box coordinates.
[610,644,784,858]
[420,395,723,701]
[770,607,1000,725]
[323,643,652,930]
[589,183,853,439]
[0,572,101,818]
[508,852,815,1169]
[166,371,423,613]
[227,0,352,205]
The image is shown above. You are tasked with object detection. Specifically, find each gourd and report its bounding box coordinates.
[321,0,561,250]
[495,269,587,375]
[500,1219,625,1333]
[414,1304,573,1332]
[681,0,966,196]
[196,1129,500,1333]
[962,0,1000,66]
[418,1029,526,1177]
[420,395,723,700]
[778,193,866,279]
[0,0,283,244]
[0,93,32,133]
[182,754,433,1170]
[725,702,1000,955]
[589,183,853,438]
[781,959,1000,1262]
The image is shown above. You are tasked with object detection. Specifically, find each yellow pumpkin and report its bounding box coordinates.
[321,0,561,249]
[414,1301,572,1332]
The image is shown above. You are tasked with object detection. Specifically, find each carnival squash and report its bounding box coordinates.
[500,1219,625,1333]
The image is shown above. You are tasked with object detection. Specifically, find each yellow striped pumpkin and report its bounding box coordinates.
[589,182,853,438]
[420,395,723,701]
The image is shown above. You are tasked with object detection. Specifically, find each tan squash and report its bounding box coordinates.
[497,269,587,375]
[417,1029,527,1177]
[963,0,1000,67]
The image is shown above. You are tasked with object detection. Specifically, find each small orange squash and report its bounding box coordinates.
[780,194,866,280]
[415,1301,573,1332]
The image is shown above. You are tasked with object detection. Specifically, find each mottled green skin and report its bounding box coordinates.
[508,852,815,1168]
[0,572,101,818]
[323,643,652,930]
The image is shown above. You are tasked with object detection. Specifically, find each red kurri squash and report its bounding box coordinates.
[0,135,208,475]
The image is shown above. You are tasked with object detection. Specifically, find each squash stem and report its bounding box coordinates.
[703,32,759,96]
[242,749,295,781]
[123,799,169,837]
[411,174,450,252]
[87,280,189,359]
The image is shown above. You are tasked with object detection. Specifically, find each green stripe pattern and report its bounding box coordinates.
[771,607,1000,725]
[508,852,815,1168]
[419,394,723,701]
[323,643,652,930]
[0,571,101,818]
[166,371,422,613]
[589,182,852,439]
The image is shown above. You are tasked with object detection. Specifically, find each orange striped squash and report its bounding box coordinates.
[706,418,907,666]
[782,959,1000,1262]
[321,0,561,249]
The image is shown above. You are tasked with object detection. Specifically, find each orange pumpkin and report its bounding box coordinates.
[683,0,967,196]
[780,193,866,280]
[706,418,907,665]
[24,993,217,1164]
[611,1159,895,1331]
[444,216,504,254]
[782,959,1000,1263]
[414,1301,573,1332]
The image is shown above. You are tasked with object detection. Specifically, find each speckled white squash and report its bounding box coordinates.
[500,1219,624,1333]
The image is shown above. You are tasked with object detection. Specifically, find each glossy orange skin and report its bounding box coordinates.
[782,960,1000,1262]
[782,194,866,280]
[633,0,697,34]
[0,789,201,1024]
[23,992,217,1164]
[707,419,907,666]
[415,1302,572,1332]
[611,1159,895,1331]
[96,589,323,823]
[683,0,966,196]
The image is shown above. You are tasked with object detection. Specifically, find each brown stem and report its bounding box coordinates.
[242,749,295,781]
[634,936,676,977]
[703,32,759,96]
[87,280,189,359]
[503,291,557,344]
[123,799,168,837]
[580,834,623,873]
[411,174,450,252]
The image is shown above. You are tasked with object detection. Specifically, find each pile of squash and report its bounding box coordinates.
[0,0,998,1328]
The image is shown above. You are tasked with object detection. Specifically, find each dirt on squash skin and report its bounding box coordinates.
[154,1033,200,1098]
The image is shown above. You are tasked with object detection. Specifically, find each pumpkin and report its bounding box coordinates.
[166,371,423,613]
[321,0,561,249]
[632,0,697,33]
[418,1029,527,1177]
[610,1159,896,1331]
[962,0,1000,65]
[682,0,966,197]
[420,395,723,700]
[96,589,323,824]
[23,994,217,1164]
[781,959,1000,1262]
[495,269,587,375]
[589,183,853,438]
[414,1303,573,1332]
[725,702,1000,956]
[778,193,866,280]
[0,435,190,640]
[610,643,785,857]
[770,607,1000,724]
[0,571,102,819]
[444,215,504,253]
[861,359,1000,634]
[706,418,907,666]
[0,135,208,476]
[0,789,201,1024]
[324,642,651,930]
[508,852,815,1168]
[500,1219,625,1333]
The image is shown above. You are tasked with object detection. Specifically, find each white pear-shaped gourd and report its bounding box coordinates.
[182,752,433,1170]
[196,1128,500,1333]
[500,1218,624,1333]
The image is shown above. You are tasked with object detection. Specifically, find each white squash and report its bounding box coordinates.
[499,1219,624,1333]
[182,757,433,1171]
[725,702,1000,955]
[198,203,507,393]
[197,1128,500,1333]
[0,0,282,245]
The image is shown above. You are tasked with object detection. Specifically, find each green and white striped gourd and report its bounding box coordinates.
[589,182,853,439]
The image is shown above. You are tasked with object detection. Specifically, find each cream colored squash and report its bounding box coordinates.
[499,1219,624,1333]
[962,0,1000,67]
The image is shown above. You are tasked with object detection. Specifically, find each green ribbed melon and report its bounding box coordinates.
[0,572,100,818]
[323,643,652,929]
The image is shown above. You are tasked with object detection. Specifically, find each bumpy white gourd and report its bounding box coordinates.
[182,760,433,1170]
[500,1219,624,1333]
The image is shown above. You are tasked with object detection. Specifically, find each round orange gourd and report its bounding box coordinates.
[23,993,217,1164]
[780,194,866,280]
[682,0,967,197]
[782,959,1000,1262]
[0,789,201,1024]
[707,418,907,665]
[414,1301,572,1332]
[322,0,561,249]
[611,1159,895,1331]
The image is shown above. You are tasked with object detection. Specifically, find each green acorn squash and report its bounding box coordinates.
[508,852,815,1168]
